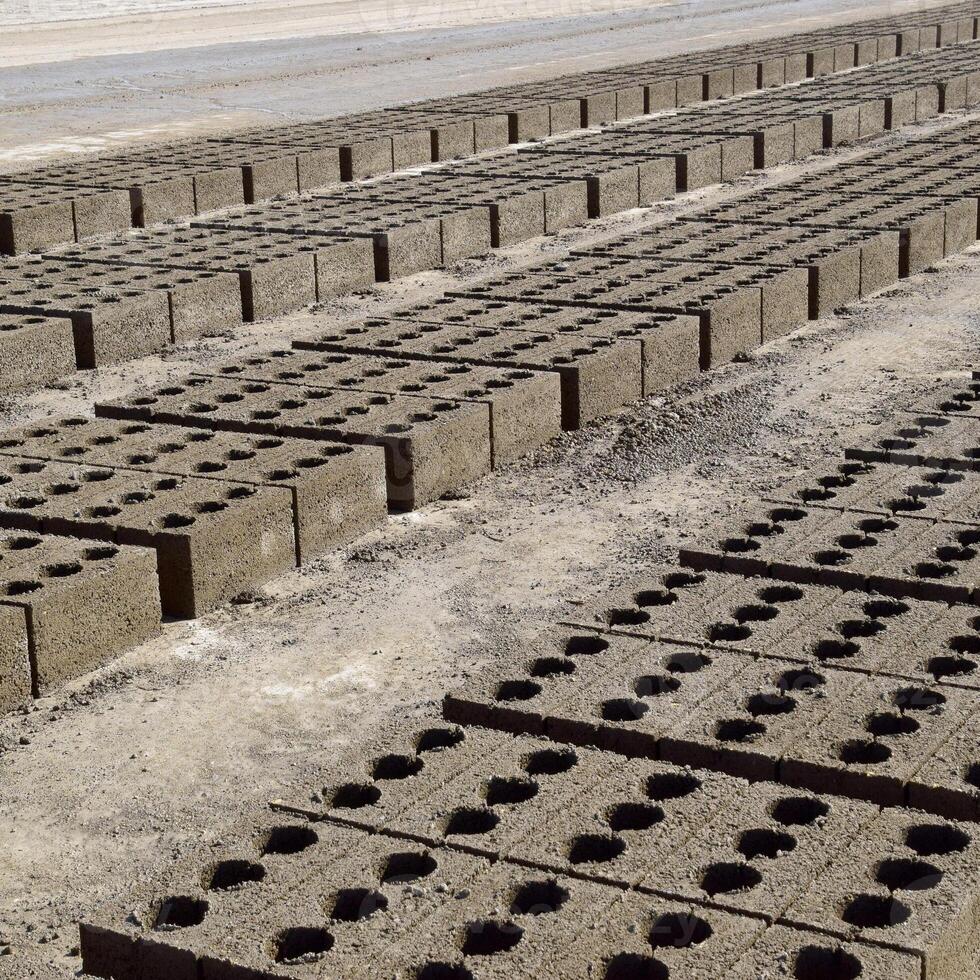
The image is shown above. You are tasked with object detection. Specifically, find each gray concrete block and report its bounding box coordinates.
[0,456,297,618]
[683,502,980,605]
[300,312,644,430]
[907,698,980,819]
[448,263,765,369]
[731,924,921,978]
[660,655,869,783]
[771,457,980,524]
[97,375,492,511]
[915,377,980,420]
[0,587,30,713]
[783,806,980,979]
[0,415,389,565]
[564,892,766,979]
[0,184,75,255]
[0,312,77,392]
[0,278,171,368]
[641,781,877,922]
[845,412,980,473]
[1,254,243,344]
[200,346,562,468]
[0,533,161,694]
[60,226,322,321]
[311,294,698,396]
[781,673,978,806]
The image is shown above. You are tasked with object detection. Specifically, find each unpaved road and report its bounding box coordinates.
[0,0,964,167]
[0,102,978,976]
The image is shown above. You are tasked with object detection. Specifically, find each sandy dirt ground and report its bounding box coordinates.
[0,0,964,167]
[0,93,978,974]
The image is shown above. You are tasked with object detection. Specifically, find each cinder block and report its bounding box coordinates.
[755,56,784,89]
[564,892,767,978]
[731,61,757,94]
[195,198,438,284]
[823,105,861,147]
[430,118,476,160]
[780,673,978,806]
[415,175,547,248]
[845,412,980,472]
[128,175,196,226]
[674,73,703,106]
[907,704,980,819]
[97,375,491,511]
[939,75,969,112]
[341,136,394,180]
[783,52,807,84]
[832,42,857,72]
[916,377,980,420]
[445,263,764,369]
[580,90,617,128]
[1,254,243,344]
[306,294,698,396]
[189,165,245,213]
[615,85,645,120]
[59,226,325,321]
[640,780,877,921]
[549,98,583,134]
[937,18,960,47]
[201,140,302,202]
[0,312,77,392]
[919,24,939,49]
[659,655,868,783]
[445,628,753,755]
[0,415,389,565]
[699,190,949,279]
[897,28,922,55]
[681,502,980,605]
[783,806,980,979]
[807,46,836,77]
[549,127,721,191]
[703,67,735,101]
[0,185,74,255]
[522,254,810,352]
[507,104,551,142]
[567,566,841,656]
[67,186,133,240]
[731,924,921,978]
[2,178,133,249]
[771,457,980,524]
[200,346,562,468]
[767,587,965,684]
[792,114,825,158]
[0,456,297,618]
[0,279,171,368]
[0,534,160,693]
[299,312,642,430]
[884,88,917,129]
[643,78,678,113]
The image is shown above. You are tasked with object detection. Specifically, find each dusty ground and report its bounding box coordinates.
[0,99,978,976]
[0,0,964,167]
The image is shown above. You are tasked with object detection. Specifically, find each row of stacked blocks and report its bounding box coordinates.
[4,0,980,257]
[77,373,980,976]
[11,9,980,391]
[2,107,980,709]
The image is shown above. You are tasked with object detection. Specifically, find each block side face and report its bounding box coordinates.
[0,602,30,711]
